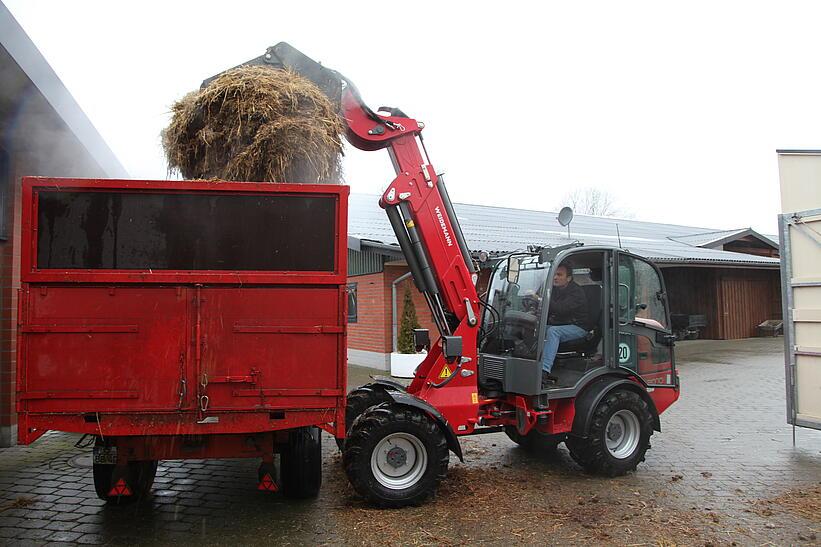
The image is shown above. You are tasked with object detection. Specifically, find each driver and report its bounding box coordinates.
[541,263,589,387]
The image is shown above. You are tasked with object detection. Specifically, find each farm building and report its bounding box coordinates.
[346,193,781,371]
[0,4,127,446]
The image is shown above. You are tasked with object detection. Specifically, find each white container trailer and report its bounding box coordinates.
[777,150,821,431]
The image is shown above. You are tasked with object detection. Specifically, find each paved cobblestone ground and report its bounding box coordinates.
[0,338,819,545]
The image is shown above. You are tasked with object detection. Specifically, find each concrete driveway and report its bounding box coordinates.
[0,338,819,545]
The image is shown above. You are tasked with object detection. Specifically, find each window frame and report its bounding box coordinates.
[21,178,349,286]
[347,282,358,323]
[0,147,8,241]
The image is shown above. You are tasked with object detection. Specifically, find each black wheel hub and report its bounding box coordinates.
[607,422,623,441]
[386,446,407,468]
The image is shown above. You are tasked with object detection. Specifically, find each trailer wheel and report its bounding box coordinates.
[343,403,448,508]
[504,426,561,453]
[93,459,158,504]
[336,387,392,450]
[566,389,653,476]
[281,427,322,499]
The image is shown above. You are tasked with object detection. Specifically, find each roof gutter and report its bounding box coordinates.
[654,260,780,269]
[350,238,404,257]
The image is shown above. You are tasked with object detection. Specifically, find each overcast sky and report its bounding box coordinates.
[7,1,821,235]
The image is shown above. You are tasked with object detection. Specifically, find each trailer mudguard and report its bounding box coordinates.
[571,374,661,437]
[377,387,464,462]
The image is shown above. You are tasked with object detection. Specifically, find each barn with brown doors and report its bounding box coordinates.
[346,194,780,371]
[664,267,781,340]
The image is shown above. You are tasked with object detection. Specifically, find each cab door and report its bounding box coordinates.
[615,252,677,387]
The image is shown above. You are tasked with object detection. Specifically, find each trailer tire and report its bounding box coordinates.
[344,403,448,508]
[566,389,653,477]
[281,426,322,499]
[336,387,393,450]
[504,426,561,453]
[93,459,158,505]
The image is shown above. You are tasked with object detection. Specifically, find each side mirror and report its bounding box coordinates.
[507,256,521,285]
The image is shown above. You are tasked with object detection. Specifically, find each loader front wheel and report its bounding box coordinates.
[566,389,653,476]
[281,426,322,499]
[343,403,448,508]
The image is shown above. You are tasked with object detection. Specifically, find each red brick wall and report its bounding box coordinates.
[347,264,492,356]
[0,154,22,440]
[347,271,389,353]
[347,265,440,354]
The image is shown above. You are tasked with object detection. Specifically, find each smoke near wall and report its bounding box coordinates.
[1,45,111,179]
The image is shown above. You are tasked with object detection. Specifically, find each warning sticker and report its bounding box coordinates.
[439,364,452,379]
[471,392,479,404]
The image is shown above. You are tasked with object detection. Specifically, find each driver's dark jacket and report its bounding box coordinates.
[547,281,589,329]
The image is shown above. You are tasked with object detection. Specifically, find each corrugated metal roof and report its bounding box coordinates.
[348,194,780,268]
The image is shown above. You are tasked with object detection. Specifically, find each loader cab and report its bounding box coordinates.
[478,247,676,397]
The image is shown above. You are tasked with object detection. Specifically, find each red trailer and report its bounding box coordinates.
[16,177,349,502]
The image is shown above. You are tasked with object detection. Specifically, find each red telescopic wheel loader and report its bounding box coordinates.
[239,43,680,507]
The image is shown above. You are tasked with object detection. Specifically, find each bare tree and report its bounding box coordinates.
[560,187,631,218]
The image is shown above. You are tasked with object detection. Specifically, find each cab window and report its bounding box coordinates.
[618,254,667,329]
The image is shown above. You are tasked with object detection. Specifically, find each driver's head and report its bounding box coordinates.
[553,264,572,288]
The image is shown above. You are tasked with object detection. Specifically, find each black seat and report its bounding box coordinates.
[556,284,602,356]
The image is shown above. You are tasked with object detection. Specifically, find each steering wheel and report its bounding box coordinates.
[504,310,538,329]
[503,310,539,358]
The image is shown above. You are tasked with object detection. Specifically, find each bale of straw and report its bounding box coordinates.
[163,65,344,184]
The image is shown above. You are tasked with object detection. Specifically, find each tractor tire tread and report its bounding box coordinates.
[343,403,448,508]
[565,389,653,477]
[336,387,393,450]
[282,426,322,499]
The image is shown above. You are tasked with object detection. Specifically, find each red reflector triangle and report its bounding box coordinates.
[257,473,277,492]
[108,478,132,497]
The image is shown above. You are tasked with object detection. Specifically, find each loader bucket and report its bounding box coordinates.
[201,42,384,127]
[201,42,345,107]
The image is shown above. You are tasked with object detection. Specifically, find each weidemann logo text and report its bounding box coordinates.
[435,206,453,247]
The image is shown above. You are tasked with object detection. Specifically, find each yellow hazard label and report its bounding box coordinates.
[439,364,452,379]
[405,219,415,228]
[471,392,478,404]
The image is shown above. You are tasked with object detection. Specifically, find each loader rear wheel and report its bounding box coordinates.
[504,426,561,453]
[343,403,448,508]
[566,389,653,477]
[336,386,393,450]
[281,426,322,499]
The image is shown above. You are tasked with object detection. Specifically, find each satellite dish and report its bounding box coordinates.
[557,207,574,227]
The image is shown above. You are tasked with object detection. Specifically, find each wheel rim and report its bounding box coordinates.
[370,432,428,490]
[605,409,640,459]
